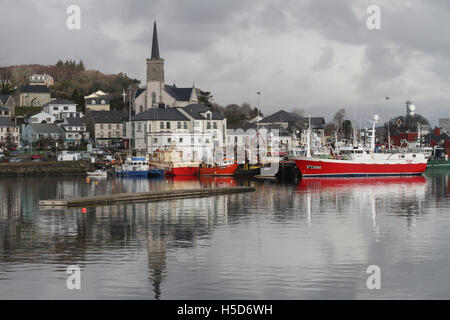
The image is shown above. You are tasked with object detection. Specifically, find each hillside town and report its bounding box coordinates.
[1,22,450,166]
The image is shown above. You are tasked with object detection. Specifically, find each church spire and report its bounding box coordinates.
[151,21,160,60]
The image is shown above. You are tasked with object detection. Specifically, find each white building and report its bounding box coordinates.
[27,111,56,124]
[127,104,227,162]
[43,99,78,120]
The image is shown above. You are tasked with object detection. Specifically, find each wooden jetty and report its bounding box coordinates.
[39,186,255,208]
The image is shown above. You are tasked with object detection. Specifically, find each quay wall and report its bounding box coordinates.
[0,161,96,177]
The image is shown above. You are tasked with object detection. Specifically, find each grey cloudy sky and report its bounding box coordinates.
[1,0,450,125]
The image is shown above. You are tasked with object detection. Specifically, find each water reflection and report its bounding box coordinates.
[0,172,450,299]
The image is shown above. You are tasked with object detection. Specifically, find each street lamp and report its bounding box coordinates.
[257,92,261,110]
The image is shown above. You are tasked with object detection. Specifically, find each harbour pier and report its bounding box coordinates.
[39,186,256,208]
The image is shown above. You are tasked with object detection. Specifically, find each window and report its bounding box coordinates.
[206,113,211,120]
[64,107,68,111]
[184,122,188,129]
[191,137,194,143]
[108,124,112,130]
[91,100,96,105]
[166,122,171,129]
[154,138,158,143]
[177,122,181,129]
[207,122,211,129]
[101,100,106,105]
[160,122,164,129]
[213,122,217,129]
[100,124,104,129]
[117,124,120,129]
[179,138,183,143]
[53,107,58,111]
[168,138,172,143]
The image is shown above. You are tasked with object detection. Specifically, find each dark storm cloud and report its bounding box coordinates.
[1,0,450,124]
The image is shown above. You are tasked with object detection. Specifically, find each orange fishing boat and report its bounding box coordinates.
[199,159,238,176]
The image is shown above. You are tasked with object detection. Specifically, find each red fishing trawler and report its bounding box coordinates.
[293,115,428,177]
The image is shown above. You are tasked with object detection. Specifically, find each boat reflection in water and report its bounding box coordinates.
[296,176,428,231]
[297,176,427,192]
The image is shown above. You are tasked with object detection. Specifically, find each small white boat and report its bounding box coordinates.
[87,170,108,177]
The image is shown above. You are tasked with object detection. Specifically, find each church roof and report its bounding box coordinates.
[131,108,189,121]
[134,87,146,99]
[151,21,160,60]
[182,104,224,120]
[165,85,193,101]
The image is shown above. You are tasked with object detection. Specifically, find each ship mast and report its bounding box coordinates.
[369,114,380,154]
[306,115,311,158]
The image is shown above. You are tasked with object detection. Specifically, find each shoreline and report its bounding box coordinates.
[0,161,96,177]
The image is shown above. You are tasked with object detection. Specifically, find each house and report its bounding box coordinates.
[85,110,126,147]
[0,107,11,117]
[126,103,227,161]
[29,74,54,86]
[85,97,111,111]
[20,123,63,148]
[43,99,79,120]
[0,94,16,113]
[15,85,51,107]
[84,91,110,111]
[259,110,306,129]
[133,22,198,114]
[59,117,90,148]
[0,117,20,149]
[25,111,56,124]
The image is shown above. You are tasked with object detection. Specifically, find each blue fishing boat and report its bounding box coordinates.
[115,157,150,176]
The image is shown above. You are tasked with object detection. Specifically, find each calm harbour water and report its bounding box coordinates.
[0,172,449,300]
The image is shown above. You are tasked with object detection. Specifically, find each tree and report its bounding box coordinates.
[385,114,430,136]
[324,108,346,137]
[240,103,252,119]
[342,120,353,140]
[291,107,305,118]
[198,90,213,107]
[0,67,14,94]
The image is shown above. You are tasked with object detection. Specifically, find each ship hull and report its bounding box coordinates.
[166,166,199,176]
[294,157,427,177]
[199,164,238,176]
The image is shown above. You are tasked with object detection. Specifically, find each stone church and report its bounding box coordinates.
[133,22,199,114]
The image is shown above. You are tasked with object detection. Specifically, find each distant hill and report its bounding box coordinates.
[0,60,140,111]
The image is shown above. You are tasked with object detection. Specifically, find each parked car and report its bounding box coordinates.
[9,158,22,163]
[1,157,9,162]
